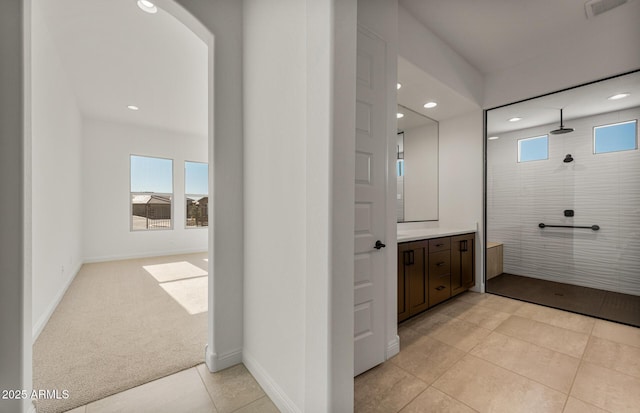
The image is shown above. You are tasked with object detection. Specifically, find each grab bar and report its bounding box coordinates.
[538,223,600,231]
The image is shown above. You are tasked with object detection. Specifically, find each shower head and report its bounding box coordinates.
[563,154,574,163]
[551,127,575,135]
[550,109,574,135]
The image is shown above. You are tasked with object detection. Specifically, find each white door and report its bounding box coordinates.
[354,27,388,376]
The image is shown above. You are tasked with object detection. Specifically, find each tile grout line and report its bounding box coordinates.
[228,396,268,413]
[404,317,484,413]
[194,365,220,413]
[393,315,474,412]
[492,317,590,358]
[462,352,573,397]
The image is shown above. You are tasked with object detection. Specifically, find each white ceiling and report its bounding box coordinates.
[36,0,208,137]
[397,0,640,135]
[488,71,640,135]
[397,56,479,122]
[397,104,436,131]
[399,0,640,75]
[37,0,637,139]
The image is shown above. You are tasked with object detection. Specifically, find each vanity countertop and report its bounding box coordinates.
[397,227,476,243]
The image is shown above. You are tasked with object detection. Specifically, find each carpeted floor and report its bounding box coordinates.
[487,273,640,327]
[33,253,208,413]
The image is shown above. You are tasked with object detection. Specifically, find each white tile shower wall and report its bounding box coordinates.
[487,107,640,296]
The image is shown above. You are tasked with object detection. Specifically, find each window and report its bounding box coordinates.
[130,155,173,230]
[396,159,404,177]
[518,135,548,162]
[185,161,208,228]
[594,120,637,154]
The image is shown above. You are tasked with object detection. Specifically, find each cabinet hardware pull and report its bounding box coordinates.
[436,243,444,247]
[435,286,446,291]
[436,262,445,266]
[461,240,468,252]
[404,250,415,266]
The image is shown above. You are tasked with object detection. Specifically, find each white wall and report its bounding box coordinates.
[487,107,640,295]
[82,118,208,262]
[243,0,362,410]
[398,5,484,107]
[439,111,485,291]
[243,1,308,410]
[0,0,32,411]
[31,1,84,339]
[327,0,358,408]
[483,1,640,108]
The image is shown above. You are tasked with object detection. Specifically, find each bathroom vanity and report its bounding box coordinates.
[397,229,476,323]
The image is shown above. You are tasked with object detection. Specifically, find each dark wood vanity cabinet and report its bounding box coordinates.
[398,233,475,323]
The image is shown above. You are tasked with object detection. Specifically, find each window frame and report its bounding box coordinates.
[517,134,549,163]
[129,154,174,232]
[184,160,209,229]
[593,119,638,155]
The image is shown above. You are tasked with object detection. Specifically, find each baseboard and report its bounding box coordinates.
[242,351,301,413]
[204,345,243,372]
[32,261,83,342]
[386,334,400,359]
[83,248,208,264]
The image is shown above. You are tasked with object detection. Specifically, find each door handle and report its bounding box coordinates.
[374,240,386,250]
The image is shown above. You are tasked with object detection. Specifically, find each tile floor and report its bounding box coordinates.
[63,364,278,413]
[355,292,640,413]
[63,292,640,413]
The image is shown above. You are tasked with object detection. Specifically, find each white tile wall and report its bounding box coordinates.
[487,107,640,295]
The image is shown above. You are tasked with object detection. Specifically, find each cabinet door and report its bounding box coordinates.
[397,241,428,322]
[451,233,475,296]
[407,243,429,316]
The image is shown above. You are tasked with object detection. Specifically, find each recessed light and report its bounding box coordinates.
[127,105,139,111]
[488,136,499,140]
[397,83,402,90]
[508,117,522,122]
[137,0,158,14]
[397,113,404,119]
[423,101,437,109]
[608,93,630,100]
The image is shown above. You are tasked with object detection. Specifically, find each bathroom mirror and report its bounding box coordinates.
[396,104,439,222]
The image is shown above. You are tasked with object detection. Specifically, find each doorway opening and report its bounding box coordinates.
[28,0,214,410]
[485,70,640,327]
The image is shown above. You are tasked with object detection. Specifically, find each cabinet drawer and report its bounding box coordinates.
[429,237,450,252]
[429,250,450,276]
[429,273,450,306]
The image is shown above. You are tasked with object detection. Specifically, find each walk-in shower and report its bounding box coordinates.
[485,70,640,327]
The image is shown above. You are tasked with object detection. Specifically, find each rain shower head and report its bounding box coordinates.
[550,109,574,135]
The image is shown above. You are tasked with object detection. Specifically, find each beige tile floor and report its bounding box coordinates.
[64,291,640,413]
[356,292,640,413]
[64,364,279,413]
